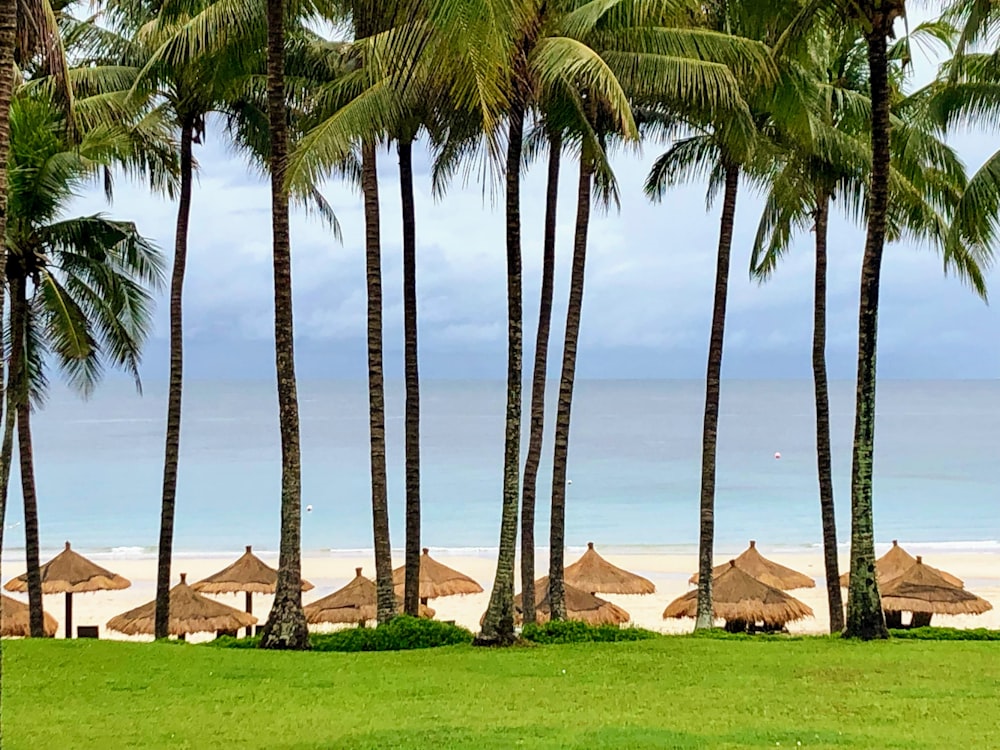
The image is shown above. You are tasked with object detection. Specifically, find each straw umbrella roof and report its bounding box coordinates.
[881,557,992,616]
[1,594,57,637]
[392,548,483,600]
[564,543,655,595]
[304,568,435,624]
[838,540,964,588]
[688,541,815,590]
[4,542,130,594]
[190,546,314,595]
[513,577,631,626]
[106,574,257,636]
[667,561,814,627]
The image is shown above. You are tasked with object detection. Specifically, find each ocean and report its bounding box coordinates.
[2,379,998,559]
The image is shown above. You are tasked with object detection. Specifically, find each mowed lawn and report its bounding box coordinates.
[3,638,1000,749]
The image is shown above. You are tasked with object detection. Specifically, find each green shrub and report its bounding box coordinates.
[209,635,260,649]
[890,627,1000,641]
[520,620,660,644]
[209,617,472,652]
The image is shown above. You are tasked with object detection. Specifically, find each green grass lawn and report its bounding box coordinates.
[3,637,999,749]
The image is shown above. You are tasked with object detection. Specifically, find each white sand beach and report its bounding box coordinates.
[4,547,999,642]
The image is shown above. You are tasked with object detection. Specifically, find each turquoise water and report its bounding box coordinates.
[3,379,998,557]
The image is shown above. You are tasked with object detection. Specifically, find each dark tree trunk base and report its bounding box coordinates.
[259,595,310,650]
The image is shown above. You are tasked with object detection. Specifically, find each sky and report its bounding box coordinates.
[64,44,999,384]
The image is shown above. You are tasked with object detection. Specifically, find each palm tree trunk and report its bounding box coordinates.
[694,161,740,631]
[0,379,16,556]
[0,0,18,560]
[475,102,525,647]
[520,132,561,624]
[361,138,396,624]
[844,26,892,641]
[10,279,43,637]
[154,119,194,640]
[547,154,593,621]
[258,0,309,650]
[399,134,421,617]
[813,188,844,633]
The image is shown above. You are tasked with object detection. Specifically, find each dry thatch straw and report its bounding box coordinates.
[392,548,483,601]
[881,557,992,617]
[564,543,655,595]
[304,568,435,625]
[191,545,314,595]
[512,577,631,626]
[106,573,256,637]
[688,541,815,590]
[667,561,814,627]
[4,541,130,594]
[1,594,57,637]
[838,540,964,588]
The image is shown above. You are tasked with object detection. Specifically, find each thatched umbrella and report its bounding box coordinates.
[564,543,655,595]
[510,577,630,626]
[392,548,483,605]
[880,556,992,628]
[107,573,256,639]
[4,541,130,638]
[1,594,58,637]
[191,545,313,634]
[667,561,814,632]
[304,568,435,626]
[838,540,964,589]
[688,540,815,590]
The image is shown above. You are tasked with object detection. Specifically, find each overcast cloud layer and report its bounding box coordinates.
[66,87,999,383]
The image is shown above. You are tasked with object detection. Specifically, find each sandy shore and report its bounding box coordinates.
[4,547,999,642]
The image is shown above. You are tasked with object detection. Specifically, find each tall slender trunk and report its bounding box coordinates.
[475,103,525,646]
[361,139,395,623]
[844,27,891,641]
[399,135,421,617]
[520,133,561,624]
[547,155,593,620]
[0,380,15,556]
[694,162,740,630]
[813,189,844,633]
[154,119,194,640]
[10,279,43,637]
[258,0,309,650]
[0,0,18,562]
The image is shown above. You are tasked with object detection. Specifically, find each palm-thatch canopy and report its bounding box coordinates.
[667,562,814,627]
[838,540,964,588]
[392,548,483,600]
[881,557,992,616]
[1,594,57,637]
[191,546,314,595]
[4,542,130,594]
[512,577,630,626]
[106,574,257,637]
[304,568,435,625]
[688,541,815,590]
[564,543,655,595]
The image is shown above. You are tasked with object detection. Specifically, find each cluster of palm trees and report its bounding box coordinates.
[0,0,996,646]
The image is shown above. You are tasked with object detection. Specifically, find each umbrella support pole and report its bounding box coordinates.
[65,593,73,639]
[245,592,253,638]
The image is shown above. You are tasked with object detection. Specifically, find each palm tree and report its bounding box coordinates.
[257,0,310,649]
[4,90,168,635]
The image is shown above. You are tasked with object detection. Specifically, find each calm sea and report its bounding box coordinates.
[2,379,998,559]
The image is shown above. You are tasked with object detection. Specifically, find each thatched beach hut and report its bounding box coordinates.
[668,561,814,632]
[392,548,483,605]
[4,541,130,638]
[838,540,964,589]
[1,594,57,637]
[192,545,313,632]
[107,573,256,639]
[304,568,435,626]
[689,541,815,590]
[880,557,992,628]
[564,543,655,595]
[513,577,631,626]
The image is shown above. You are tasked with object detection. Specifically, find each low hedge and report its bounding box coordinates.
[889,627,1000,641]
[520,620,660,644]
